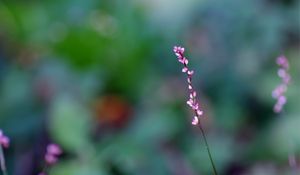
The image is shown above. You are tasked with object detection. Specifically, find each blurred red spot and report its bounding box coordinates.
[94,95,132,128]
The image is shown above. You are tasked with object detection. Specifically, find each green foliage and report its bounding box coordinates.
[0,0,299,174]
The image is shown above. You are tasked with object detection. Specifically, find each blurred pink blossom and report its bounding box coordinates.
[45,143,62,165]
[272,55,290,113]
[0,130,9,148]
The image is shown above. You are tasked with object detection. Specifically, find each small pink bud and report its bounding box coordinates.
[182,67,188,72]
[283,74,291,84]
[190,93,193,99]
[278,68,286,78]
[187,78,191,83]
[0,136,10,148]
[173,46,179,53]
[45,154,58,165]
[192,91,196,97]
[178,58,184,64]
[188,85,192,89]
[278,96,287,105]
[187,70,194,76]
[179,57,189,65]
[179,47,185,53]
[274,103,282,113]
[191,116,199,125]
[276,55,289,69]
[192,103,199,110]
[187,99,193,107]
[47,144,62,155]
[0,130,10,148]
[197,110,203,116]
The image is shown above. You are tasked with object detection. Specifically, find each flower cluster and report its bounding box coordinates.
[0,130,9,148]
[173,46,203,125]
[272,55,290,113]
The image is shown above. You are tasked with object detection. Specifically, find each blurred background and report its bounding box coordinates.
[0,0,300,174]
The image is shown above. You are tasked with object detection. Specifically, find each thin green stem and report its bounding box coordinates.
[197,122,218,175]
[0,146,8,175]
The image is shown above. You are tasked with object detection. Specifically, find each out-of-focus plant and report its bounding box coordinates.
[272,55,290,113]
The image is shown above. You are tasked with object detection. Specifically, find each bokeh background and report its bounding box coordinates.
[0,0,300,175]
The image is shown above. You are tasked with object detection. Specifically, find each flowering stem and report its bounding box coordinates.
[0,146,8,175]
[197,122,218,175]
[173,46,218,174]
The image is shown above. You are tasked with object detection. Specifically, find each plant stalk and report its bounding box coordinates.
[197,122,218,175]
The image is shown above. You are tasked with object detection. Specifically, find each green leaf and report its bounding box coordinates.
[49,95,92,152]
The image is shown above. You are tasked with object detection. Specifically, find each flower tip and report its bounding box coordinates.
[173,46,185,54]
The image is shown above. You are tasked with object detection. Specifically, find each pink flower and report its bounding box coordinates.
[276,55,289,69]
[45,154,58,165]
[44,143,62,165]
[272,55,290,113]
[173,46,204,125]
[47,144,62,156]
[192,116,199,125]
[182,67,188,72]
[0,130,10,148]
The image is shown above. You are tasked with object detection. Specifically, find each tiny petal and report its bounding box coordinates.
[178,58,184,64]
[0,130,10,148]
[191,116,199,125]
[182,67,188,72]
[183,58,188,65]
[45,154,57,165]
[192,91,197,97]
[188,85,192,89]
[276,55,289,69]
[276,55,287,65]
[197,110,203,116]
[192,103,199,110]
[187,78,191,83]
[173,46,179,53]
[187,70,194,75]
[179,47,185,53]
[0,136,10,148]
[278,68,286,78]
[187,99,193,107]
[274,103,282,113]
[278,96,287,105]
[47,144,62,155]
[283,75,291,84]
